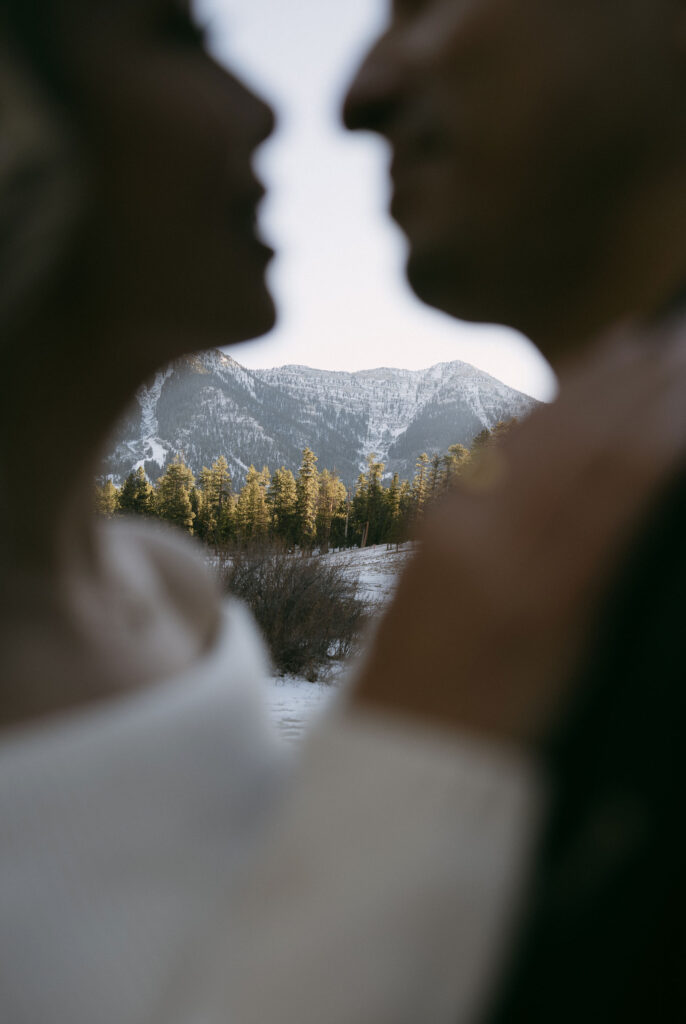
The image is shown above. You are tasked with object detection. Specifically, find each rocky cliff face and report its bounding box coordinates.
[102,349,536,486]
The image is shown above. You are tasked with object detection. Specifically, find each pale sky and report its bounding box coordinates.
[197,0,557,401]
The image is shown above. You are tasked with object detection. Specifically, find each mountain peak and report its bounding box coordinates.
[103,350,536,487]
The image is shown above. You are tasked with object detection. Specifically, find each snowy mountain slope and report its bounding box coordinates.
[102,349,537,486]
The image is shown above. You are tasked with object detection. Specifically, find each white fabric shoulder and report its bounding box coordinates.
[0,598,289,1024]
[199,708,544,1024]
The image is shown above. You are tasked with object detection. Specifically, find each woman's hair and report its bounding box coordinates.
[0,3,84,331]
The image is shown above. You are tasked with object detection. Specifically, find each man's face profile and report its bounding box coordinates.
[345,0,686,355]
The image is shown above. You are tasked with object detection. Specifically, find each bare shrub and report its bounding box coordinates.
[217,541,369,681]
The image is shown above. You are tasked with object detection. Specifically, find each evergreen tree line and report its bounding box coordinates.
[95,422,514,550]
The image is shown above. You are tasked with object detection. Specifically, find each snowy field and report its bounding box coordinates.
[328,543,415,605]
[263,677,340,743]
[263,544,413,742]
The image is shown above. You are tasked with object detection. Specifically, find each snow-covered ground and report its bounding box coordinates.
[328,542,415,605]
[263,677,339,743]
[264,544,413,741]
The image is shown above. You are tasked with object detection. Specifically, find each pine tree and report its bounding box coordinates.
[386,472,402,547]
[399,479,413,540]
[189,485,202,529]
[118,472,137,514]
[351,454,387,547]
[466,421,517,490]
[268,466,297,544]
[154,456,195,533]
[316,469,348,552]
[411,452,430,527]
[196,456,233,545]
[119,466,154,517]
[365,453,388,546]
[471,426,493,456]
[211,456,233,542]
[194,467,214,543]
[94,479,119,518]
[442,443,470,491]
[428,452,443,503]
[329,486,351,550]
[258,465,271,505]
[295,447,319,548]
[235,465,270,541]
[470,421,516,460]
[351,470,369,547]
[491,418,517,442]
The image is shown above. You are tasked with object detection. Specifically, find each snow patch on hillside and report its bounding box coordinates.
[461,379,490,428]
[133,367,173,472]
[104,350,536,486]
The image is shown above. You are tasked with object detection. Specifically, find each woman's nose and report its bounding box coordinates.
[250,91,276,148]
[240,82,276,149]
[219,65,277,150]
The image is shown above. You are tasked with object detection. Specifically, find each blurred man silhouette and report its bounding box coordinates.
[344,1,686,1019]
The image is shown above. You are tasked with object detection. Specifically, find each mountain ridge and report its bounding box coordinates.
[102,349,537,487]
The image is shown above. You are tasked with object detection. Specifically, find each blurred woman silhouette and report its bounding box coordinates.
[0,0,279,725]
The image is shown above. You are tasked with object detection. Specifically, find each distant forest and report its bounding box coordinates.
[95,421,514,550]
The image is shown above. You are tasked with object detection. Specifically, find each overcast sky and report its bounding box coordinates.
[197,0,557,401]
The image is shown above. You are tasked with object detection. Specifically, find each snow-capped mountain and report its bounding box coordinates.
[102,349,537,487]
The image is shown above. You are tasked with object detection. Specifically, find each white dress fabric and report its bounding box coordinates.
[0,524,544,1024]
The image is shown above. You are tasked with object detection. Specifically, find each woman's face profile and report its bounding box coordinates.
[39,0,277,360]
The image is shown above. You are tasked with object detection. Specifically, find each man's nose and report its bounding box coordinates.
[342,36,401,135]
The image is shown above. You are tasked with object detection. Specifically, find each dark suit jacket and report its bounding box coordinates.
[486,472,686,1022]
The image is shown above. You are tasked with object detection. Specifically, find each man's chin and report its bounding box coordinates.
[406,245,488,325]
[406,244,535,337]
